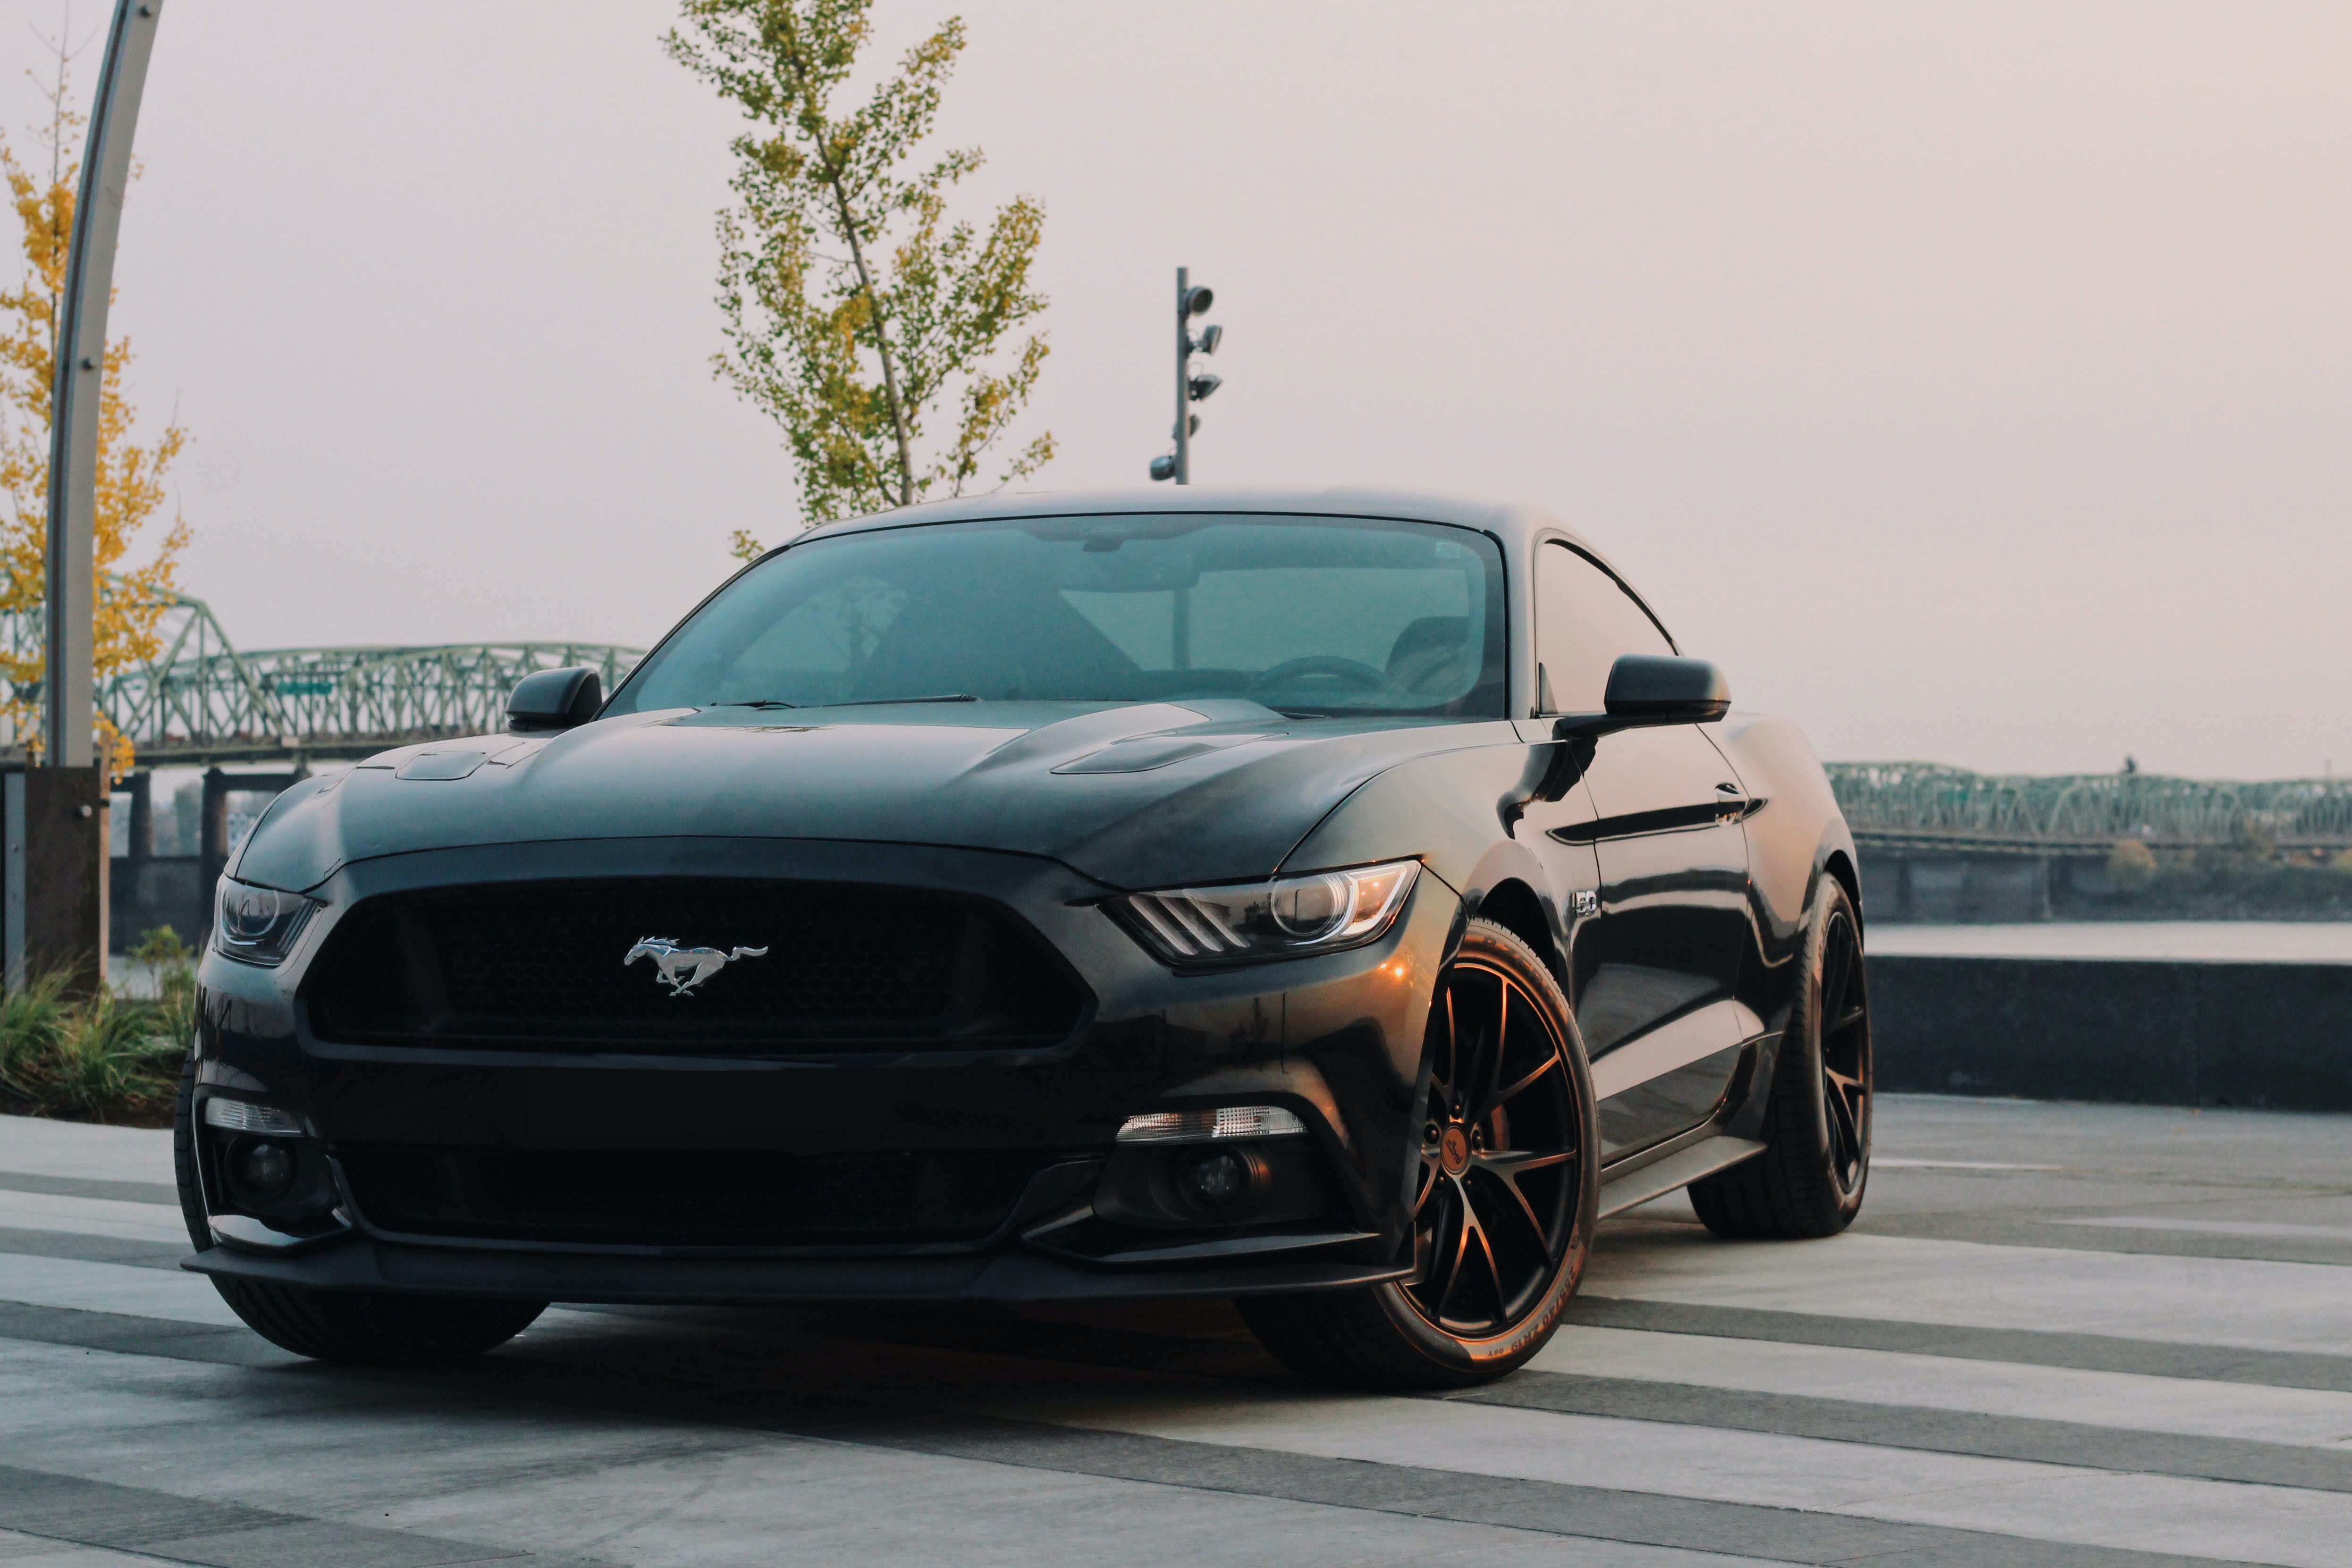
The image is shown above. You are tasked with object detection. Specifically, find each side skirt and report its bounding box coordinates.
[1596,1134,1766,1219]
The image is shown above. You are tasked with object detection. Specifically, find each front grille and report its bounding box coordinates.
[337,1144,1044,1247]
[304,878,1087,1052]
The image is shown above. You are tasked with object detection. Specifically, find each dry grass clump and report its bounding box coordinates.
[0,928,197,1125]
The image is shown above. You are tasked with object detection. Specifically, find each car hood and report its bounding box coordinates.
[231,700,1516,895]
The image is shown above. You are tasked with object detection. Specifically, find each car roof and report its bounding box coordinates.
[790,485,1583,558]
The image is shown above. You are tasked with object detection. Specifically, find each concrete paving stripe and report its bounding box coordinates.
[1464,1370,2352,1492]
[0,1526,171,1566]
[1003,1386,2352,1566]
[0,1191,191,1247]
[0,1172,181,1207]
[0,1116,175,1188]
[0,1299,285,1367]
[874,1412,2249,1568]
[1585,1231,2352,1354]
[2049,1217,2352,1242]
[0,1255,244,1328]
[1874,1158,2065,1170]
[0,1462,604,1567]
[1535,1324,2352,1447]
[403,1345,2298,1568]
[1569,1296,2352,1393]
[0,1228,187,1272]
[0,1301,2257,1568]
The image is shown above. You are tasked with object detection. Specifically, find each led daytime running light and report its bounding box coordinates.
[1117,1105,1307,1144]
[1114,860,1419,966]
[202,1098,305,1137]
[212,881,320,967]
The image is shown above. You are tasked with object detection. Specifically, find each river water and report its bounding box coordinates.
[1866,922,2352,963]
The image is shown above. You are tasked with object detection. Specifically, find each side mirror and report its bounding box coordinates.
[1553,655,1730,740]
[507,666,602,733]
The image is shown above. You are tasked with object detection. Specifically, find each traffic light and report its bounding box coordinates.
[1150,267,1223,483]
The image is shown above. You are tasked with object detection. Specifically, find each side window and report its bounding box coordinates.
[1534,543,1674,712]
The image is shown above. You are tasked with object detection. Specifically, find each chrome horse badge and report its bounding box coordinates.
[624,937,769,997]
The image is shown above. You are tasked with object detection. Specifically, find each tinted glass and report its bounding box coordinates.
[1534,543,1675,712]
[609,514,1509,719]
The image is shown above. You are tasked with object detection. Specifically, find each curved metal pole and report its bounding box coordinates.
[43,0,164,768]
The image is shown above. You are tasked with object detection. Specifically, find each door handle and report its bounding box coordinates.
[1714,782,1744,824]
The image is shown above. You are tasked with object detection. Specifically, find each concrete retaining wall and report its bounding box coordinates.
[1869,954,2352,1111]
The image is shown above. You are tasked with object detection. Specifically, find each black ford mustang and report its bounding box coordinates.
[177,487,1871,1389]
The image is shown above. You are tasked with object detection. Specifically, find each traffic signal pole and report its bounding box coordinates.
[1173,267,1191,484]
[1150,267,1220,484]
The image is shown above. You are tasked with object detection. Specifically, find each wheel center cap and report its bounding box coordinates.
[1439,1125,1471,1176]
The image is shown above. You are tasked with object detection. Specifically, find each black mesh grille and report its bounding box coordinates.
[305,879,1087,1052]
[337,1144,1042,1247]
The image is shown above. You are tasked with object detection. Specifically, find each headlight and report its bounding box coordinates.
[213,881,320,967]
[1112,860,1420,967]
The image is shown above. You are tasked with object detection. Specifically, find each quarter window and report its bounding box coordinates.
[1533,543,1674,713]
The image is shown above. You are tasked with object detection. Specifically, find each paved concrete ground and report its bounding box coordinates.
[1,1096,2349,1567]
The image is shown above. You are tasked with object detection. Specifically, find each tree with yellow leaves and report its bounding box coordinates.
[0,40,187,778]
[668,0,1053,556]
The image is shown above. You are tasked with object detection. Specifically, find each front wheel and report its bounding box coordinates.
[1238,918,1598,1390]
[211,1278,546,1366]
[174,1045,546,1365]
[1688,877,1871,1239]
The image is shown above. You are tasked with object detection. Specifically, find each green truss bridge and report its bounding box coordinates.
[1829,761,2352,851]
[5,586,642,769]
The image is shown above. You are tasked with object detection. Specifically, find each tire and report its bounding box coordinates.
[1687,877,1871,1239]
[209,1279,546,1366]
[1238,918,1599,1390]
[173,1049,547,1365]
[171,1045,211,1251]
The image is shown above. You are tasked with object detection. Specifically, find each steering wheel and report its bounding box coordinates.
[1247,656,1391,695]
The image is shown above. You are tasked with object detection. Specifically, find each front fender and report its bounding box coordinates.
[1280,737,1546,891]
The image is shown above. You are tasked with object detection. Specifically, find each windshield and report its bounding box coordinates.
[607,513,1508,719]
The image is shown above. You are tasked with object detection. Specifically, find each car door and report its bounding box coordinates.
[1532,542,1756,1160]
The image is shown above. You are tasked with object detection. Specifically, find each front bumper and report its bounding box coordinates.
[184,1229,1411,1304]
[187,836,1455,1303]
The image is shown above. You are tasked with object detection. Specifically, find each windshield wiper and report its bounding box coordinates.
[823,693,979,708]
[716,693,980,712]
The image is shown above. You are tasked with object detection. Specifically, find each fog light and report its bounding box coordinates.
[238,1141,296,1204]
[1175,1144,1271,1218]
[1117,1105,1306,1144]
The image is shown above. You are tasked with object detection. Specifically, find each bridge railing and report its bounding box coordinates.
[5,583,642,767]
[1829,761,2352,848]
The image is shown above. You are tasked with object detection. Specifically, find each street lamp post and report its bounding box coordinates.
[1149,266,1221,484]
[15,0,164,992]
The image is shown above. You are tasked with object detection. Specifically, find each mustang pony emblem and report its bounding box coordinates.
[624,937,769,997]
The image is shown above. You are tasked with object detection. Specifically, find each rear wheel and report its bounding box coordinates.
[173,1048,547,1365]
[1238,919,1597,1389]
[1688,877,1871,1239]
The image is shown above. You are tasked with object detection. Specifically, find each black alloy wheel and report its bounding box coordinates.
[1238,919,1598,1389]
[1816,903,1870,1196]
[1407,949,1582,1335]
[1688,877,1872,1239]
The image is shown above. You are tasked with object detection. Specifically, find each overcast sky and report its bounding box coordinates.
[7,1,2350,778]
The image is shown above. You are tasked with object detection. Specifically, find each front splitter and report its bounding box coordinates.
[183,1233,1411,1305]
